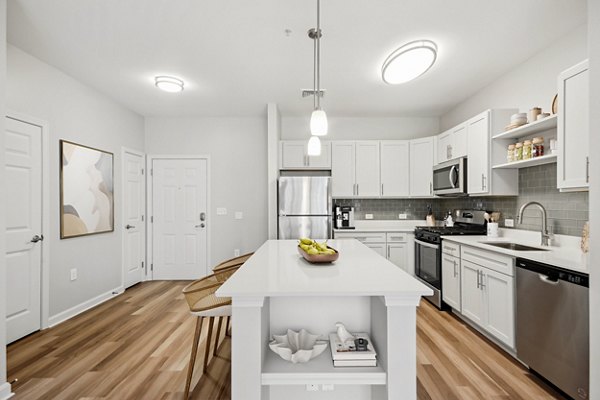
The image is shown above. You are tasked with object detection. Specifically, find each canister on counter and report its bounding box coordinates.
[523,140,533,160]
[532,137,544,157]
[514,142,523,161]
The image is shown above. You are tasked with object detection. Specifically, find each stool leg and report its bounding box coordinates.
[185,317,204,399]
[225,315,231,337]
[203,317,215,371]
[213,317,223,356]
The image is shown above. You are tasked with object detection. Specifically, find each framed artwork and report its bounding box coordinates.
[60,140,114,239]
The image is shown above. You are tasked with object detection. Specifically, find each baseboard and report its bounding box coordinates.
[0,382,14,399]
[48,286,124,328]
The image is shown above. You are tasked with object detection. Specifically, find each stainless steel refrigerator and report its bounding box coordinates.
[277,176,332,240]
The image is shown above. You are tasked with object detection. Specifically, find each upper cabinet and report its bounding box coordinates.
[437,124,467,164]
[280,140,331,170]
[331,141,356,197]
[557,60,589,192]
[331,141,380,198]
[466,109,519,196]
[355,142,381,197]
[409,136,435,197]
[380,141,410,197]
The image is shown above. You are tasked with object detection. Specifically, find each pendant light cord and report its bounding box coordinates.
[316,0,321,110]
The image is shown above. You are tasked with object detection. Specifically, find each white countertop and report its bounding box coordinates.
[443,232,589,274]
[216,239,432,297]
[333,220,424,233]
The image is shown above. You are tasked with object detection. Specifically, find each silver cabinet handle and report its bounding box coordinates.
[481,173,484,191]
[126,224,135,229]
[453,260,458,277]
[381,183,384,196]
[30,234,44,243]
[430,182,433,195]
[480,271,486,290]
[586,156,590,183]
[476,269,480,289]
[356,183,359,196]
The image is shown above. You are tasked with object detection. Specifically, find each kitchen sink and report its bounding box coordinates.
[479,242,550,251]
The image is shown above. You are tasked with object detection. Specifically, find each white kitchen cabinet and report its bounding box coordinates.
[366,243,387,257]
[442,253,461,311]
[436,124,467,164]
[557,60,589,191]
[280,140,331,169]
[331,141,356,197]
[483,268,514,348]
[380,141,410,197]
[466,110,518,196]
[461,259,485,326]
[387,242,408,273]
[437,129,452,163]
[355,141,381,197]
[409,136,435,197]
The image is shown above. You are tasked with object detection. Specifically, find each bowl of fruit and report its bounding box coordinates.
[297,238,339,263]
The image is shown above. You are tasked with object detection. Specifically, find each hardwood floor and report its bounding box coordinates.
[7,281,565,400]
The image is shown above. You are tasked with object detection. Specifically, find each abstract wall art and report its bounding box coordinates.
[60,140,114,239]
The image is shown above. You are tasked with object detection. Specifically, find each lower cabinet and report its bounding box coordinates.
[388,242,409,274]
[460,248,515,349]
[441,253,461,311]
[365,243,386,257]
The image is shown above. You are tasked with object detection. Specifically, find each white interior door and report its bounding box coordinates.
[123,149,145,288]
[152,158,208,280]
[5,117,42,343]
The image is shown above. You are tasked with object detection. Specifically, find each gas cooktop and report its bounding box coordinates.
[415,225,486,236]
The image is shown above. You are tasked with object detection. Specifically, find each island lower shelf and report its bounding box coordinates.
[262,351,387,386]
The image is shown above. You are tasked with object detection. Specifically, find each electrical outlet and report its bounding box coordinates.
[365,213,374,220]
[505,218,514,227]
[234,249,240,257]
[70,268,77,281]
[216,207,227,215]
[305,384,319,392]
[322,384,335,391]
[398,213,407,220]
[234,211,243,220]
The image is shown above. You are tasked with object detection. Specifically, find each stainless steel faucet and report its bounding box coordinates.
[517,201,552,246]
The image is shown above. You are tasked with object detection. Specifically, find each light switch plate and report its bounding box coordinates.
[70,268,77,281]
[306,384,319,392]
[398,213,407,220]
[365,214,374,220]
[234,249,240,257]
[235,211,243,220]
[216,207,227,215]
[505,218,514,227]
[322,384,335,391]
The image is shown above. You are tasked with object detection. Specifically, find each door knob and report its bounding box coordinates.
[195,223,206,228]
[126,224,136,229]
[200,212,206,221]
[30,234,44,243]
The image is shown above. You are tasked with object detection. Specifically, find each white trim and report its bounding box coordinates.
[120,147,146,289]
[5,111,51,331]
[0,382,13,399]
[146,154,211,279]
[48,286,124,328]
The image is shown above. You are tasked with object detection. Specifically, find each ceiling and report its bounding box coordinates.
[7,0,587,118]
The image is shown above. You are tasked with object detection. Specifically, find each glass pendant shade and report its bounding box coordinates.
[310,109,328,136]
[307,135,322,156]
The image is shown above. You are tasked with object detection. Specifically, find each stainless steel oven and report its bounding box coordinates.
[432,157,467,196]
[414,236,442,308]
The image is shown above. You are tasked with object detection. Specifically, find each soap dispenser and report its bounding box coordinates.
[445,211,454,227]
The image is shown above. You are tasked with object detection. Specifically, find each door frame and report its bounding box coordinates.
[6,110,51,330]
[121,147,146,288]
[146,154,211,280]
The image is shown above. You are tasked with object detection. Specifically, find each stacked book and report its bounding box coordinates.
[329,332,377,367]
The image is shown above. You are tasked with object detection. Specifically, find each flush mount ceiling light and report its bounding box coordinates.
[381,40,437,84]
[308,0,327,141]
[155,75,184,92]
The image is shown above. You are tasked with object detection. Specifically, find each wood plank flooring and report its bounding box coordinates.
[7,281,565,400]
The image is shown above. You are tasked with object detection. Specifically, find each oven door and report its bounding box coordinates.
[414,239,441,289]
[432,157,467,196]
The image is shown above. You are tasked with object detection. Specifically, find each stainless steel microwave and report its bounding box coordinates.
[432,157,467,196]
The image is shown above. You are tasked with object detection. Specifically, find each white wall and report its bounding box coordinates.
[0,1,10,397]
[281,116,440,140]
[145,117,268,266]
[6,45,145,318]
[441,25,588,130]
[588,0,599,397]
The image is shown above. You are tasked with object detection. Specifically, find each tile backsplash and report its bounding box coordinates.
[336,164,588,237]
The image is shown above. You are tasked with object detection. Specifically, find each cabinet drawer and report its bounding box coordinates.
[334,231,386,243]
[386,232,408,243]
[441,241,460,257]
[461,246,514,277]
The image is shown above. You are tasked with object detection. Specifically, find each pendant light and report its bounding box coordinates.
[307,135,322,156]
[309,0,327,137]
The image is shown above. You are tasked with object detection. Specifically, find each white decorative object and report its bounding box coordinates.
[487,222,499,238]
[335,322,356,345]
[269,329,328,364]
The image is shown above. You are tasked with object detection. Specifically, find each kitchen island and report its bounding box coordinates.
[216,239,432,400]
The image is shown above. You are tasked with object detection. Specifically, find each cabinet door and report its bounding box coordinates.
[461,260,485,326]
[442,254,461,311]
[483,268,515,349]
[331,142,356,197]
[437,130,452,163]
[467,112,490,194]
[366,243,386,258]
[387,243,408,272]
[452,124,468,159]
[380,141,409,197]
[355,141,381,197]
[308,141,332,169]
[280,141,307,169]
[558,60,589,191]
[409,137,434,197]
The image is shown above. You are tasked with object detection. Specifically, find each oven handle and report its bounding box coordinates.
[414,239,439,250]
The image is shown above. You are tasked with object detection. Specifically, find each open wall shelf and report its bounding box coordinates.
[492,115,557,140]
[492,154,557,169]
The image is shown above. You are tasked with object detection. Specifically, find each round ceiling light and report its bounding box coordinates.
[155,76,184,92]
[381,40,437,85]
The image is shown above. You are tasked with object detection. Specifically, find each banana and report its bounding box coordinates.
[299,237,314,245]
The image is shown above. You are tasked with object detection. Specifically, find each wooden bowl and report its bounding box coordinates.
[297,245,339,263]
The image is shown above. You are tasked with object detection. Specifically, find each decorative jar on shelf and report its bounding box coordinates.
[532,137,544,158]
[514,142,523,161]
[507,144,515,162]
[523,140,532,160]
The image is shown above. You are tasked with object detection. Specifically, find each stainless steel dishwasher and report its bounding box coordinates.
[516,258,589,400]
